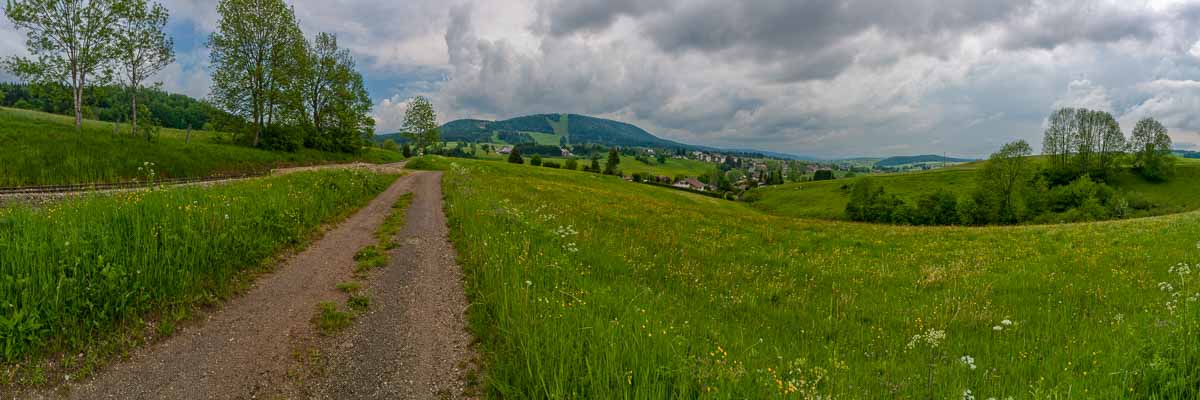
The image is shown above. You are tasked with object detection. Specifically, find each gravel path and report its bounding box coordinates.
[34,170,420,399]
[307,171,479,400]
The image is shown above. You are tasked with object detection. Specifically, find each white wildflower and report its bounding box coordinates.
[1000,319,1013,326]
[993,325,1003,331]
[960,355,977,370]
[962,389,975,400]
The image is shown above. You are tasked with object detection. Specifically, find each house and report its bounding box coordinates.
[681,178,706,191]
[497,146,513,154]
[560,148,573,157]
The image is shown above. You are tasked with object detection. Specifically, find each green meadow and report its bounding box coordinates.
[747,160,1200,221]
[0,170,396,370]
[414,155,1200,399]
[0,107,402,187]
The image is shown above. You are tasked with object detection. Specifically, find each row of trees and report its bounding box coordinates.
[0,82,240,131]
[1043,108,1174,182]
[3,0,376,153]
[846,111,1175,226]
[4,0,175,139]
[208,0,373,152]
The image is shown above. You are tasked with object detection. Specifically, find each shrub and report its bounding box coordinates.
[564,158,578,170]
[542,161,561,169]
[507,148,524,164]
[530,154,543,167]
[813,170,835,181]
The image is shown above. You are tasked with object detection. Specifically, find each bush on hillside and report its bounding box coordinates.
[542,161,561,168]
[507,148,524,164]
[813,170,835,181]
[564,158,578,170]
[530,154,543,166]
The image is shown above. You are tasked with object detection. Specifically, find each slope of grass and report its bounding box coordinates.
[415,155,1200,398]
[748,161,1200,221]
[0,107,401,186]
[0,169,397,369]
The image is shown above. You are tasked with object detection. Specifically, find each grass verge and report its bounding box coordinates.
[0,169,397,386]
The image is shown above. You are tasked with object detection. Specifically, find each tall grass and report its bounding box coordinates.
[0,107,401,186]
[416,156,1200,398]
[0,170,396,363]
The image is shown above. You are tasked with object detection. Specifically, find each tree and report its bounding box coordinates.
[114,0,174,140]
[507,147,523,164]
[401,96,439,153]
[296,32,371,151]
[977,140,1034,223]
[208,0,305,147]
[1042,108,1125,182]
[401,142,412,158]
[589,153,601,173]
[813,170,835,181]
[4,0,124,131]
[604,148,620,175]
[530,154,542,166]
[1130,118,1174,182]
[564,157,578,170]
[381,138,398,152]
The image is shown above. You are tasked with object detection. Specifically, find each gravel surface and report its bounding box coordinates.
[307,171,479,400]
[26,167,417,399]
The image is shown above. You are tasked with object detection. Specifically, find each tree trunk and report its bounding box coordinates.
[186,124,191,144]
[133,88,142,141]
[73,75,83,132]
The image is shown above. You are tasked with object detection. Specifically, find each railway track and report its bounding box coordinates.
[0,172,267,196]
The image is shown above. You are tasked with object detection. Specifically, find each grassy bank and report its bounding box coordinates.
[0,170,397,368]
[417,156,1200,398]
[0,107,402,187]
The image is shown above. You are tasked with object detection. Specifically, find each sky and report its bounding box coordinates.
[3,0,1200,158]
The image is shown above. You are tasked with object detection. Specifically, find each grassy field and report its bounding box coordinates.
[0,107,402,186]
[413,155,1200,398]
[748,160,1200,221]
[0,170,397,372]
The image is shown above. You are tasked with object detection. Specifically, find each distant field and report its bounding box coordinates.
[417,156,1200,398]
[471,149,716,178]
[747,160,1200,221]
[0,107,402,186]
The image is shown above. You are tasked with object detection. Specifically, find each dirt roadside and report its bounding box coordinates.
[25,170,417,399]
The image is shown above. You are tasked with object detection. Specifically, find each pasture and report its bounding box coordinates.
[415,156,1199,398]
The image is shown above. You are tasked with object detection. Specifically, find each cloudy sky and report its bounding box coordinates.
[3,0,1200,157]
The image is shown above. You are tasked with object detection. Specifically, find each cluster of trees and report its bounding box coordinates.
[2,0,375,153]
[846,111,1174,226]
[1043,108,1173,182]
[208,0,373,153]
[4,0,177,139]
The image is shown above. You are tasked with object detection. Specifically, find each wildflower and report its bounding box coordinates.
[993,325,1003,331]
[906,329,946,349]
[1001,319,1013,326]
[962,389,975,400]
[960,355,977,370]
[525,280,532,287]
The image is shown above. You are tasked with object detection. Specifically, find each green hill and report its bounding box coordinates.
[875,154,976,167]
[379,114,693,149]
[0,107,401,187]
[746,159,1200,221]
[411,155,1200,398]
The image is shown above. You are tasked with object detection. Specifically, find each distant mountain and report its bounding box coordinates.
[375,114,811,159]
[1174,150,1200,159]
[875,155,975,167]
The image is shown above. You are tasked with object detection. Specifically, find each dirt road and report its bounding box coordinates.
[30,169,476,399]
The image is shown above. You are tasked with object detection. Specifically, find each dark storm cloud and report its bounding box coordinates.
[534,0,667,36]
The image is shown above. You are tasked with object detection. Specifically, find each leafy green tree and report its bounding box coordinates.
[381,139,398,152]
[401,142,412,158]
[976,140,1034,223]
[589,153,601,173]
[401,96,439,153]
[114,0,174,140]
[507,147,524,164]
[1042,108,1126,182]
[530,154,542,166]
[1129,118,1174,182]
[564,157,578,170]
[604,148,620,175]
[4,0,125,131]
[813,170,834,181]
[208,0,304,147]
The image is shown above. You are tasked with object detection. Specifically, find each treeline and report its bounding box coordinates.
[0,82,238,131]
[847,109,1174,226]
[3,0,376,154]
